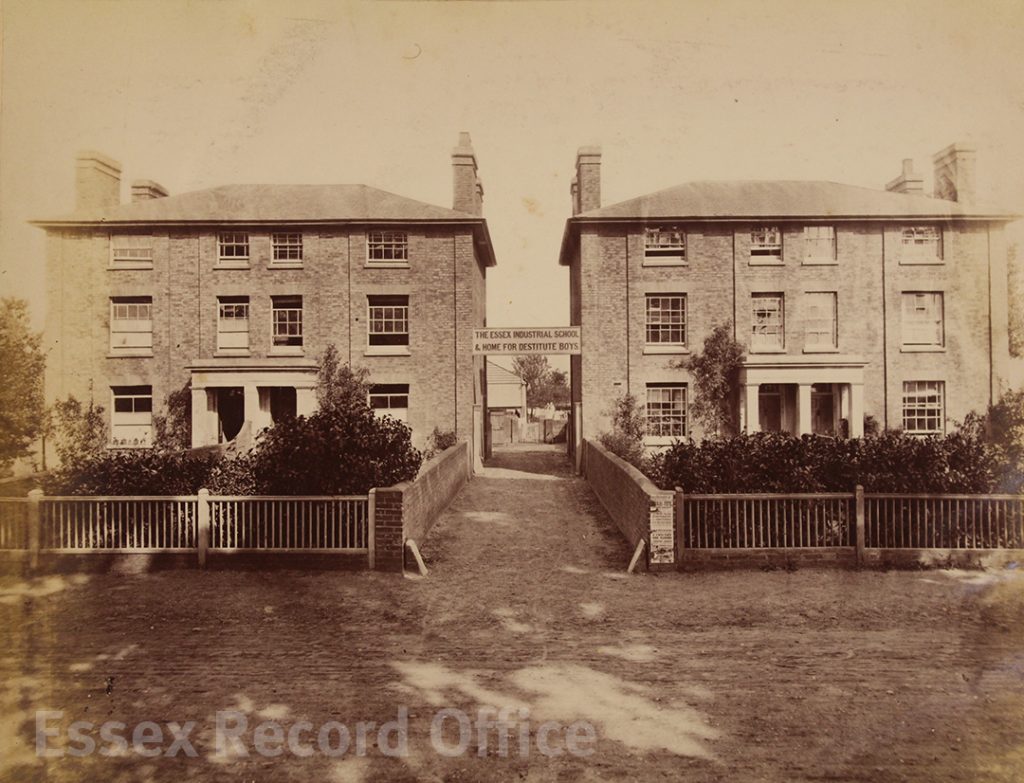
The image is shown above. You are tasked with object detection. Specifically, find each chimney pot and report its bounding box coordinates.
[75,150,122,211]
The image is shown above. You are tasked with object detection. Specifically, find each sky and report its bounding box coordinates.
[2,0,1023,342]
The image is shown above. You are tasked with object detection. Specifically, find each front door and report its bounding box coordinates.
[216,387,245,442]
[759,385,783,432]
[811,385,835,435]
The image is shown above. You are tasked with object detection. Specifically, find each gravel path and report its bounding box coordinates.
[1,445,1023,782]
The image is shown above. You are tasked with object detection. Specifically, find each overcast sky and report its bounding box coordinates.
[3,0,1023,341]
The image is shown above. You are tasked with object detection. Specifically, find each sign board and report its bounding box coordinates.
[648,496,676,565]
[472,326,582,355]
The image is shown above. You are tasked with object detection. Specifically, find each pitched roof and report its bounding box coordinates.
[34,183,478,224]
[559,179,1017,265]
[578,180,1014,221]
[486,360,525,386]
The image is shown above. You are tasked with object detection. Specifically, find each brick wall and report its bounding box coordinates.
[44,225,487,453]
[372,442,470,572]
[581,439,676,570]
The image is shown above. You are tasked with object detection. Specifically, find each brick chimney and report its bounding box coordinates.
[131,179,169,202]
[452,132,483,215]
[574,146,601,215]
[885,158,924,195]
[75,151,122,211]
[932,143,976,204]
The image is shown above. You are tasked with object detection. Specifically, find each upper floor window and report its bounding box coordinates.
[803,291,837,350]
[271,233,303,263]
[643,228,686,263]
[750,226,782,262]
[367,294,410,347]
[902,381,945,435]
[218,232,250,267]
[271,295,303,350]
[111,385,152,448]
[646,383,687,441]
[367,231,409,263]
[899,226,943,264]
[217,296,250,352]
[645,294,687,347]
[369,383,410,423]
[109,297,153,354]
[901,292,944,348]
[803,226,836,263]
[110,234,153,268]
[751,293,785,351]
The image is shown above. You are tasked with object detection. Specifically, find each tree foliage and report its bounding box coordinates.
[0,298,46,473]
[51,395,108,468]
[678,323,745,439]
[511,355,550,412]
[534,368,570,409]
[597,393,646,468]
[153,381,192,453]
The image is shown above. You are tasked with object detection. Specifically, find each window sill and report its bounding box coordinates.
[643,345,690,355]
[803,347,840,354]
[900,345,946,353]
[802,259,838,266]
[748,258,784,266]
[364,262,411,270]
[364,346,411,357]
[215,350,251,358]
[268,262,303,269]
[642,257,687,267]
[109,263,154,271]
[107,351,153,358]
[644,436,682,447]
[898,258,944,266]
[215,261,251,270]
[270,346,305,356]
[107,443,151,450]
[749,347,787,354]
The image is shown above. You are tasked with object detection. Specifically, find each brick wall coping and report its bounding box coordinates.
[584,439,671,498]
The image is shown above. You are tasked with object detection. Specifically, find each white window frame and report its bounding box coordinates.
[645,294,687,348]
[110,234,154,269]
[902,381,945,435]
[367,231,409,265]
[899,226,943,264]
[751,293,785,351]
[109,297,153,355]
[271,295,303,352]
[217,232,250,267]
[271,233,303,264]
[110,386,153,448]
[643,227,686,265]
[217,296,250,353]
[803,291,838,351]
[750,226,783,263]
[367,295,410,352]
[368,383,410,422]
[803,226,836,264]
[901,292,944,349]
[645,384,687,444]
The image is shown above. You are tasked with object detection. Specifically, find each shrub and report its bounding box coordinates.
[597,393,645,468]
[51,396,108,467]
[646,429,1003,494]
[47,449,220,496]
[677,323,744,438]
[153,382,192,453]
[423,427,458,461]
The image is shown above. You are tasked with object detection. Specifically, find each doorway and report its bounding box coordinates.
[811,384,835,436]
[216,387,245,442]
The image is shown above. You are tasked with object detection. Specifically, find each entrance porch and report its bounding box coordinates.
[739,355,867,438]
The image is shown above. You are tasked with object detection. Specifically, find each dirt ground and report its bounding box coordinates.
[1,446,1023,782]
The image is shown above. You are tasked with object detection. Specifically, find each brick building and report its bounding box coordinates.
[35,134,494,462]
[560,144,1016,452]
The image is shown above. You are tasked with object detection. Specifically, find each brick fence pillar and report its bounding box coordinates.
[373,487,406,572]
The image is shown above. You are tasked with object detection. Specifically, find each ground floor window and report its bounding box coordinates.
[646,383,686,439]
[902,381,944,435]
[111,385,153,447]
[369,383,409,422]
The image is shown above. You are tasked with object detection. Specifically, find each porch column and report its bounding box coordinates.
[797,383,812,435]
[743,384,760,433]
[191,387,211,447]
[849,384,865,438]
[295,387,317,417]
[243,383,261,430]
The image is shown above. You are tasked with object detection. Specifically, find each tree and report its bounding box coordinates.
[0,298,46,474]
[51,395,108,468]
[678,323,745,439]
[317,344,371,415]
[153,381,193,452]
[512,355,550,416]
[534,368,570,409]
[597,393,646,468]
